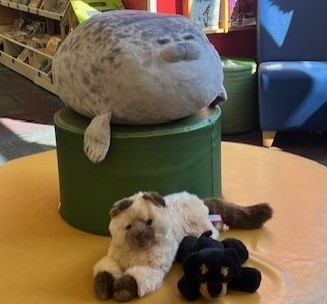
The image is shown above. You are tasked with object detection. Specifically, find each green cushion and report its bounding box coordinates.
[221,57,257,134]
[54,106,222,235]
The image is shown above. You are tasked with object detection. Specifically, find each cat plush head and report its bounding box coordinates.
[109,191,172,249]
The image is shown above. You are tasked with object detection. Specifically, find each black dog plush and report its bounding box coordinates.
[175,231,261,301]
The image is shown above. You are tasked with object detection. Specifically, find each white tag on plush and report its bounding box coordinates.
[209,214,229,232]
[209,214,222,223]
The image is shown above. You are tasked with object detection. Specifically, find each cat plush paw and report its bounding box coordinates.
[113,275,138,302]
[93,271,115,300]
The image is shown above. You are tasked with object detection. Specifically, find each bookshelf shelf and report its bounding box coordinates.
[1,34,54,59]
[204,26,225,34]
[0,50,56,94]
[228,24,256,32]
[0,0,66,20]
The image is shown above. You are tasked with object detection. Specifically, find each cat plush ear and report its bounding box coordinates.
[142,191,166,207]
[110,198,134,218]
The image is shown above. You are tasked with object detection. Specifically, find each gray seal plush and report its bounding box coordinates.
[52,10,227,163]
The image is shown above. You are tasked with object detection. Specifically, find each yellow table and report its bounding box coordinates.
[1,142,327,303]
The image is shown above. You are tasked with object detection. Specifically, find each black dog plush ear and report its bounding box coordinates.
[223,248,242,280]
[221,238,249,264]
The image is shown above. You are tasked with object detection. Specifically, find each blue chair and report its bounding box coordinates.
[257,0,327,146]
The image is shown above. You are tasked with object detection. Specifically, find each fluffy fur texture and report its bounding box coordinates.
[93,191,272,302]
[52,10,227,163]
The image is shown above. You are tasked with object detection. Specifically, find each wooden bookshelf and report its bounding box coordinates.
[0,0,73,94]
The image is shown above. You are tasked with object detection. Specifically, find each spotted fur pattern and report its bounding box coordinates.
[52,10,226,124]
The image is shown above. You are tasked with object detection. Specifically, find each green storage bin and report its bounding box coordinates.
[221,57,257,134]
[54,106,222,235]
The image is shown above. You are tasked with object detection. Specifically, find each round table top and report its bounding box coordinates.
[1,142,327,304]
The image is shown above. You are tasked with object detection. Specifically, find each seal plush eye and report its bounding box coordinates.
[157,38,170,45]
[184,34,195,40]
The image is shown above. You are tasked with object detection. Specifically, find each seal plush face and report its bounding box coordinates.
[52,10,227,163]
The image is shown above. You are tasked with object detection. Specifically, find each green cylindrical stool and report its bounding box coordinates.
[54,106,222,235]
[220,57,257,134]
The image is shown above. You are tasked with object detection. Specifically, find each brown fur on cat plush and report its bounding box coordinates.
[93,191,272,302]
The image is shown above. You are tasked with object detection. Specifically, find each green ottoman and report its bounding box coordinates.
[54,106,222,235]
[220,57,257,134]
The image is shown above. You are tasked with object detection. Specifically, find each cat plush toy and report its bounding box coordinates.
[93,191,272,302]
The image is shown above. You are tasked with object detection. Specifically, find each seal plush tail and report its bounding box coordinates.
[204,198,273,229]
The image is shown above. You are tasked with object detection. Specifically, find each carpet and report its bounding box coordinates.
[0,64,63,164]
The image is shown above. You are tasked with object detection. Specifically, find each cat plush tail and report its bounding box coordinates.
[204,197,273,229]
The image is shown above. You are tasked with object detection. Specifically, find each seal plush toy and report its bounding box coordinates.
[93,191,272,302]
[52,10,227,163]
[176,231,262,301]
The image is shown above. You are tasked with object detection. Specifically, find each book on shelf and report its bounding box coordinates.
[7,20,46,44]
[229,0,256,28]
[30,35,50,49]
[188,0,221,29]
[23,20,46,34]
[39,58,52,74]
[17,48,32,63]
[21,34,48,52]
[0,25,17,43]
[44,36,61,56]
[11,31,29,43]
[14,19,27,31]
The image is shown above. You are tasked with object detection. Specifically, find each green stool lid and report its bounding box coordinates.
[55,106,221,137]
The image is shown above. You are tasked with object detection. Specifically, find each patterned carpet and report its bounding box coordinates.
[0,63,326,166]
[0,64,63,164]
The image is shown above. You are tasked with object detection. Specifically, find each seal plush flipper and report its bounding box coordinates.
[84,112,112,163]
